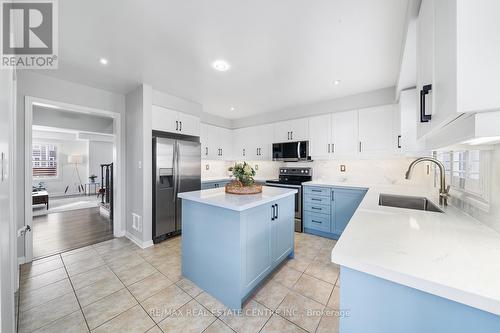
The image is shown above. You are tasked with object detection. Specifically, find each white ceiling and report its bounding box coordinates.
[36,0,409,119]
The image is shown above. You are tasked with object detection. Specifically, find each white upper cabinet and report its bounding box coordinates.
[273,119,309,142]
[308,114,332,160]
[152,106,177,133]
[331,110,359,158]
[233,127,251,160]
[152,105,200,136]
[358,105,397,155]
[417,0,500,138]
[177,112,201,136]
[201,123,232,160]
[399,89,425,154]
[232,124,273,161]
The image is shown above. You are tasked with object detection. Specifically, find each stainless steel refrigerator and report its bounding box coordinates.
[153,134,201,243]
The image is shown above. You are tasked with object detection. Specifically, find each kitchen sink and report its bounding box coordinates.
[379,194,444,213]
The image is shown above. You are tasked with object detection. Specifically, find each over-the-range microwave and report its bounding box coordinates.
[272,141,310,161]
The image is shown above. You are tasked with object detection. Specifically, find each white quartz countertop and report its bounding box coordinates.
[303,181,500,316]
[178,186,297,211]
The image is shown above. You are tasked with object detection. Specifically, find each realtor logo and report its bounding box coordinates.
[1,0,58,69]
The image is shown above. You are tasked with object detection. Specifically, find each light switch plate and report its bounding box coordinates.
[205,164,209,170]
[340,165,346,172]
[255,164,259,171]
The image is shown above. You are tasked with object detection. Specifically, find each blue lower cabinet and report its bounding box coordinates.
[182,195,295,309]
[332,188,366,235]
[303,185,367,239]
[201,180,230,189]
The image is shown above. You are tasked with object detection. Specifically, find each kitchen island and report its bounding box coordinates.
[178,186,297,309]
[305,181,500,333]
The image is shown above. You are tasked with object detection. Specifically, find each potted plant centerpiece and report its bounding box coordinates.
[226,162,262,194]
[89,174,98,183]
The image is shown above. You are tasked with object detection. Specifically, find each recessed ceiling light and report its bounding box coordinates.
[230,107,235,111]
[333,80,341,85]
[99,58,108,65]
[213,60,230,72]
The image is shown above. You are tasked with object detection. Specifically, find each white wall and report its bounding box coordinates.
[32,138,89,197]
[88,141,113,181]
[232,87,396,128]
[16,71,126,259]
[125,84,153,247]
[33,107,114,134]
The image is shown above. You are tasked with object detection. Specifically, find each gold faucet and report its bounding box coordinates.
[405,157,450,206]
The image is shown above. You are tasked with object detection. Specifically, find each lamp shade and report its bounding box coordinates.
[68,154,83,164]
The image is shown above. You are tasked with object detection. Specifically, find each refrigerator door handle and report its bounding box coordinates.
[172,141,178,202]
[176,141,181,194]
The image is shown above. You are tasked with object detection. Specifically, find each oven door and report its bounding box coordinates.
[264,183,302,232]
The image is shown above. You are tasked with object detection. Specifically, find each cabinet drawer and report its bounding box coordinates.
[304,195,331,207]
[304,186,331,197]
[304,202,331,215]
[304,212,331,232]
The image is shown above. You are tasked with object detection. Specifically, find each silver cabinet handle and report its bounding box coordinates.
[332,143,335,154]
[328,144,330,153]
[359,141,362,152]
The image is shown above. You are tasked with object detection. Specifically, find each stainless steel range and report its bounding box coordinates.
[265,167,312,232]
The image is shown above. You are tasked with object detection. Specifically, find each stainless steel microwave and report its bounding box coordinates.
[272,141,310,161]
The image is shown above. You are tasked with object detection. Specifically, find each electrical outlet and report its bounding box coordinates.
[340,165,346,172]
[255,164,259,171]
[205,164,209,170]
[132,213,142,232]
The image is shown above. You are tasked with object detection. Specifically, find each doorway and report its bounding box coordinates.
[24,97,124,262]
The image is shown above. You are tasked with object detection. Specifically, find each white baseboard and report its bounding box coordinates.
[125,232,153,249]
[17,257,26,265]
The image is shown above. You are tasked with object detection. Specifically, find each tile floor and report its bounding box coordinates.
[18,233,341,333]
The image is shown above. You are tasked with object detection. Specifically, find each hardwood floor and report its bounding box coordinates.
[33,207,113,259]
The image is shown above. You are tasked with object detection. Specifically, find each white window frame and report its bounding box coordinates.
[32,142,60,180]
[435,150,491,211]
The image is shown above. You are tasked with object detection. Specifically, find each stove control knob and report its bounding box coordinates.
[300,170,304,173]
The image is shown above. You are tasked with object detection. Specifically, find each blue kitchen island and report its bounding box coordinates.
[178,186,297,309]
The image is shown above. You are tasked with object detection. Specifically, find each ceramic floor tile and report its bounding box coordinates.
[327,287,340,310]
[316,308,339,333]
[20,278,73,312]
[82,288,137,330]
[260,314,307,333]
[252,279,290,310]
[157,299,216,333]
[92,304,155,333]
[20,258,64,280]
[18,292,80,333]
[195,292,228,317]
[62,248,101,265]
[113,260,157,286]
[70,265,116,290]
[284,256,312,273]
[140,284,192,323]
[20,267,68,292]
[33,310,88,333]
[303,262,339,285]
[220,300,272,333]
[203,319,235,333]
[271,266,302,288]
[107,253,146,272]
[155,262,182,282]
[293,274,333,305]
[175,278,203,298]
[61,244,95,257]
[65,256,106,276]
[276,291,325,333]
[146,326,163,333]
[128,272,174,301]
[76,275,124,307]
